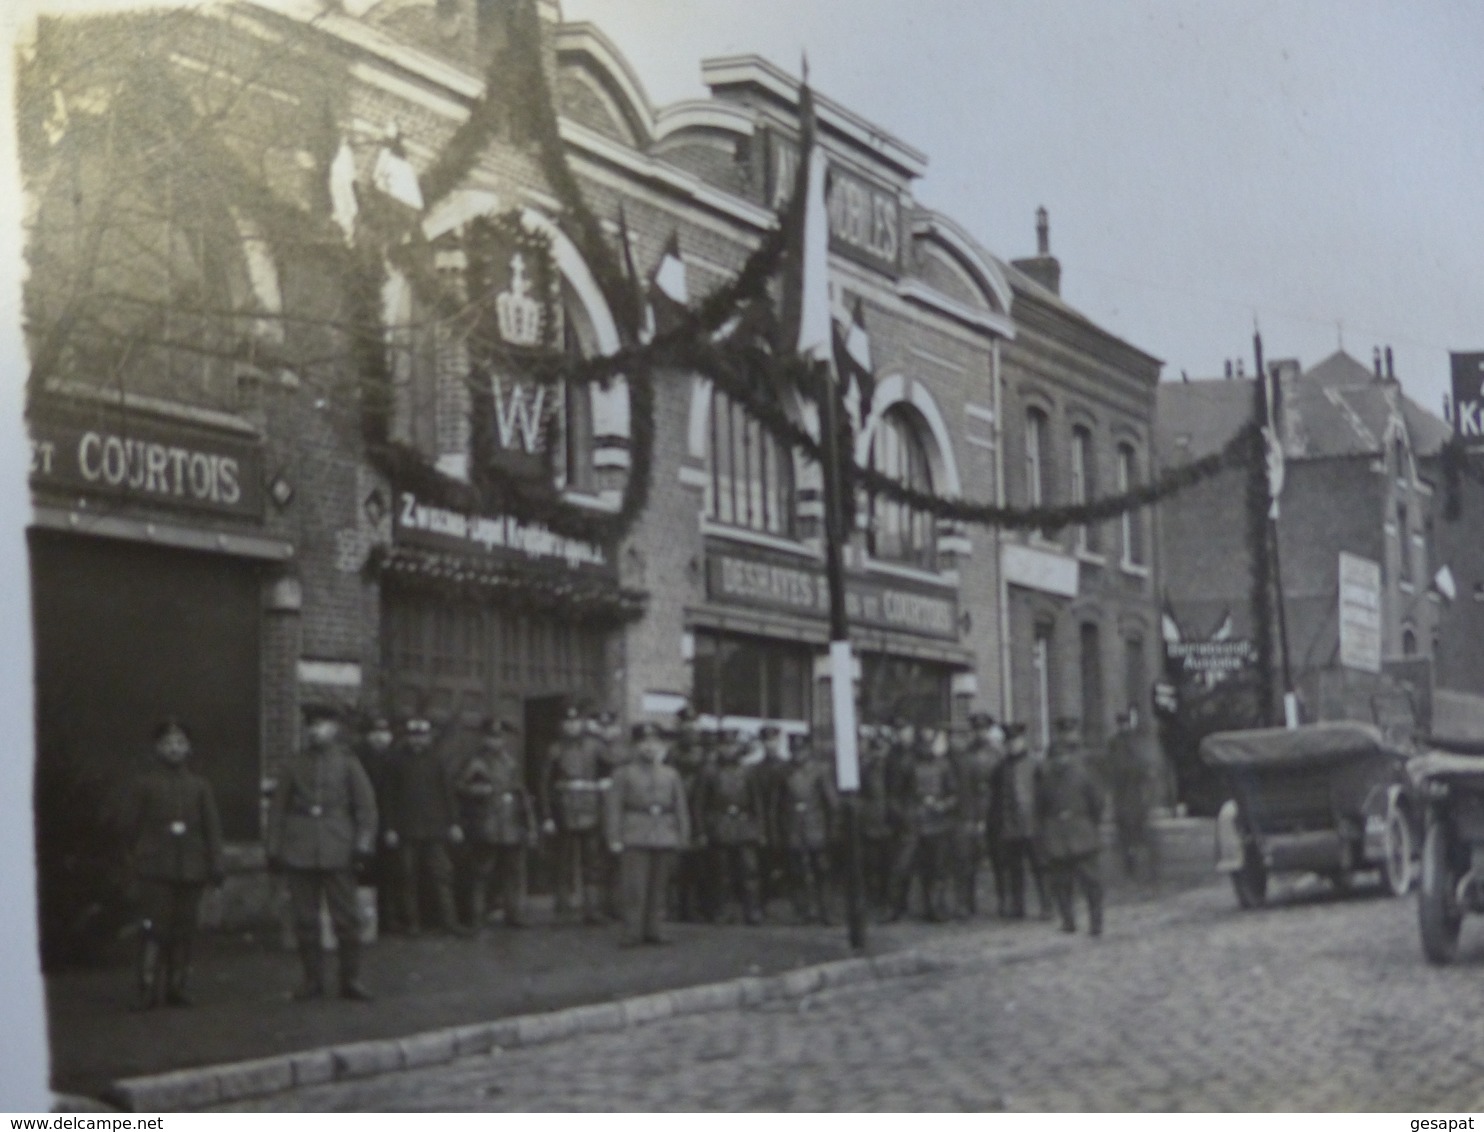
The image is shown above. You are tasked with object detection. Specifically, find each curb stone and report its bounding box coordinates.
[106,946,935,1111]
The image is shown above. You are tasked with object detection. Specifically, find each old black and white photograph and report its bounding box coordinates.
[3,0,1484,1114]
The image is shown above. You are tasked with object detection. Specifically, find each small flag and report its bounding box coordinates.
[832,294,874,432]
[648,230,689,339]
[328,138,359,244]
[372,129,424,212]
[1435,564,1457,602]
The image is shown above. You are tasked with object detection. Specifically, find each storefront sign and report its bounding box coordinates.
[1165,639,1257,676]
[767,131,902,278]
[1338,551,1382,674]
[395,489,611,574]
[705,548,958,640]
[1001,542,1079,599]
[1450,351,1484,447]
[28,410,263,518]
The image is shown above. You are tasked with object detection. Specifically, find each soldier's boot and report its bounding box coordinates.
[1087,879,1105,938]
[581,878,604,926]
[164,938,194,1007]
[130,932,163,1012]
[338,938,373,1001]
[292,943,326,1001]
[811,871,832,926]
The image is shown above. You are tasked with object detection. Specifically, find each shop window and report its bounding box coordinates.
[1071,425,1098,552]
[859,653,952,728]
[867,405,936,569]
[705,387,794,536]
[1118,443,1145,568]
[692,631,810,722]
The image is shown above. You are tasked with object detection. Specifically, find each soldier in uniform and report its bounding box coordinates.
[886,725,959,922]
[385,715,464,936]
[540,705,606,923]
[267,704,378,1001]
[455,718,536,931]
[988,722,1045,919]
[779,732,837,924]
[1106,710,1156,882]
[857,724,894,912]
[752,724,791,912]
[666,705,710,923]
[605,721,691,946]
[354,715,402,935]
[951,712,1003,918]
[128,719,224,1010]
[1037,717,1106,935]
[696,731,768,924]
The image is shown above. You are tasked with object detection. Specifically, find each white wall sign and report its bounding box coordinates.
[1338,551,1382,673]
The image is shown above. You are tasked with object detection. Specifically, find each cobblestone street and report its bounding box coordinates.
[213,879,1484,1112]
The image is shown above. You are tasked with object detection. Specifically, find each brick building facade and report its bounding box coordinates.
[22,0,1164,931]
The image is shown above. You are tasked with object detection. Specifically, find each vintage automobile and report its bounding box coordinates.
[1409,735,1484,964]
[1201,721,1420,908]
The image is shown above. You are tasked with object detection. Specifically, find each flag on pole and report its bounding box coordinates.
[832,294,874,432]
[649,230,689,339]
[1256,329,1285,519]
[328,138,359,245]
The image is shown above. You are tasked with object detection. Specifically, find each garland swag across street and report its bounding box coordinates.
[358,0,1262,551]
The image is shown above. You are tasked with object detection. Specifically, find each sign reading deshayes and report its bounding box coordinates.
[707,548,958,640]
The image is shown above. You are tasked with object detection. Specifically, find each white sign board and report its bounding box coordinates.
[1338,551,1382,673]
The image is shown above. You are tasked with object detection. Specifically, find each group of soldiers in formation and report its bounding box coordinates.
[124,701,1156,1008]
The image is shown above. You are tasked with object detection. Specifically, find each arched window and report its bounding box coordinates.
[1118,443,1145,568]
[868,405,936,569]
[706,387,794,536]
[1070,425,1097,552]
[1025,408,1050,507]
[1402,627,1418,656]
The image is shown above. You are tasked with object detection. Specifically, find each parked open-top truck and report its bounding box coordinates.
[1202,721,1420,908]
[1409,735,1484,963]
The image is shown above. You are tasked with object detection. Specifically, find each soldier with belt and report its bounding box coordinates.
[1037,716,1105,935]
[951,712,1003,918]
[666,705,711,923]
[541,705,607,923]
[696,731,768,925]
[887,725,959,922]
[354,715,402,935]
[267,703,378,1002]
[455,718,536,932]
[779,732,837,924]
[128,719,224,1010]
[385,715,464,936]
[605,721,690,946]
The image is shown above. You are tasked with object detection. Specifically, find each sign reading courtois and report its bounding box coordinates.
[28,409,263,518]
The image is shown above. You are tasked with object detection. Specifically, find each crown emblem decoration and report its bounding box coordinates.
[496,253,543,347]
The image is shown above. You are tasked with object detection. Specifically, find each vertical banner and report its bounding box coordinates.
[830,639,860,790]
[1450,351,1484,446]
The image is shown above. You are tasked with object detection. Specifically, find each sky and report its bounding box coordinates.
[561,0,1484,417]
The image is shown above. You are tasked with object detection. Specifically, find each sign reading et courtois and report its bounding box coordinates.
[706,548,958,640]
[28,410,263,518]
[395,489,611,573]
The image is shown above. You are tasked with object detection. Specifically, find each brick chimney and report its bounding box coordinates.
[1011,206,1061,296]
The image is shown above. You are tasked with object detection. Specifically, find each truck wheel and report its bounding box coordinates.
[1232,850,1267,909]
[1419,822,1461,965]
[1382,806,1414,897]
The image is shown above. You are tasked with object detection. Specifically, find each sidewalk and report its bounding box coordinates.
[46,819,1215,1105]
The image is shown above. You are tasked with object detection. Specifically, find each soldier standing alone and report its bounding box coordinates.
[606,721,690,946]
[128,719,224,1010]
[267,704,378,1001]
[1036,717,1105,936]
[541,706,606,924]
